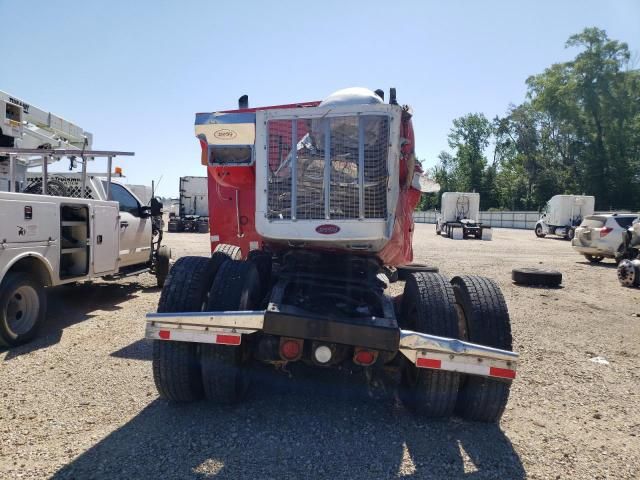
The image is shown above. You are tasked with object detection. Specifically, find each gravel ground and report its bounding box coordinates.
[1,225,639,479]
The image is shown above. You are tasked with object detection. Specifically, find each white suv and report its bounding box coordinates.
[572,214,639,263]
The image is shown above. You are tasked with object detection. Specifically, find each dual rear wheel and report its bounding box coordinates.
[153,250,513,423]
[152,245,259,404]
[400,272,513,422]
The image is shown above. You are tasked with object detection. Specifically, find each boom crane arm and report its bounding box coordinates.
[0,90,92,153]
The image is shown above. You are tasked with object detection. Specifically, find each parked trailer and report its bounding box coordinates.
[146,88,518,423]
[167,176,209,233]
[535,195,595,240]
[436,192,492,240]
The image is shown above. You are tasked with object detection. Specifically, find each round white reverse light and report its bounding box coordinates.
[314,345,332,364]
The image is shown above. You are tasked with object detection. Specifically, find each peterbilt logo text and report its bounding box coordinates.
[316,224,341,234]
[214,129,237,139]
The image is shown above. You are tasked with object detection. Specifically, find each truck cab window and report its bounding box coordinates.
[108,182,139,215]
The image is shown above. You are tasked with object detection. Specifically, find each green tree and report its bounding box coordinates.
[527,27,640,209]
[447,113,493,195]
[425,27,640,212]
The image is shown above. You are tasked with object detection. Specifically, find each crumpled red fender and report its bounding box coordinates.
[378,107,422,266]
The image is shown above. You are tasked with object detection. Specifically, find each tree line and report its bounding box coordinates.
[419,28,640,212]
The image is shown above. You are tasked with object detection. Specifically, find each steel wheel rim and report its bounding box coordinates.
[5,285,39,336]
[618,261,636,287]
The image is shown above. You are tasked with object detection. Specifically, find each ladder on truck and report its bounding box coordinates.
[0,148,134,199]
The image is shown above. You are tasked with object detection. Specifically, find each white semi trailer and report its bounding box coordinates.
[535,195,595,240]
[167,176,209,233]
[0,92,169,347]
[436,192,492,240]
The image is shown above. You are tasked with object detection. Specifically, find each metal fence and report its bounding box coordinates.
[413,210,635,230]
[413,211,541,230]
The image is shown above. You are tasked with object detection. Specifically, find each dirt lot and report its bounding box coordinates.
[1,225,639,479]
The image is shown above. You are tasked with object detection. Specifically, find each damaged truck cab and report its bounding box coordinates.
[146,88,518,422]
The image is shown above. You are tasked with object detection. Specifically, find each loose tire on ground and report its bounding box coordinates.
[200,260,261,404]
[451,275,513,422]
[512,267,562,287]
[155,245,171,288]
[399,272,460,418]
[0,272,46,347]
[153,256,220,402]
[397,263,439,281]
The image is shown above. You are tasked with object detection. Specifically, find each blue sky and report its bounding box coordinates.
[2,0,638,197]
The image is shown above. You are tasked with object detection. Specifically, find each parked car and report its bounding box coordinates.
[572,214,639,263]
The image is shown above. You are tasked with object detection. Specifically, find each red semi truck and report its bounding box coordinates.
[145,88,518,422]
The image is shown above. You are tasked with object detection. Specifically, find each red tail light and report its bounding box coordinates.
[354,349,377,366]
[600,227,613,237]
[280,338,302,361]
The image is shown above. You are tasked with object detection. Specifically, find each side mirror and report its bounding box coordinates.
[150,197,163,216]
[139,205,152,218]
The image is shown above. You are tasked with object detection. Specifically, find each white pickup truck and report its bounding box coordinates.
[0,152,170,347]
[0,92,169,347]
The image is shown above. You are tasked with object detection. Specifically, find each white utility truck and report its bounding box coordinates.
[535,195,595,240]
[435,192,491,240]
[0,91,169,347]
[167,176,209,233]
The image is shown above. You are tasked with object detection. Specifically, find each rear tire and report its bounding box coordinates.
[153,256,219,402]
[213,243,242,260]
[566,228,575,241]
[397,263,439,281]
[451,276,513,422]
[399,273,460,418]
[200,260,261,404]
[247,250,272,295]
[198,221,209,233]
[584,254,604,263]
[0,272,46,347]
[152,341,203,402]
[155,245,171,288]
